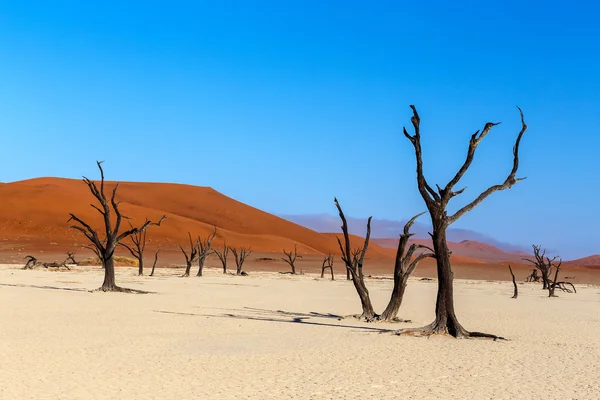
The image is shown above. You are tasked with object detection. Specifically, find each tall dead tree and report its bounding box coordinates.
[508,265,518,299]
[231,246,251,275]
[398,105,527,339]
[68,161,165,292]
[180,232,199,277]
[380,213,435,322]
[149,250,160,277]
[321,253,334,280]
[523,245,557,290]
[196,227,217,277]
[281,244,302,274]
[334,198,376,321]
[214,241,229,274]
[119,220,154,276]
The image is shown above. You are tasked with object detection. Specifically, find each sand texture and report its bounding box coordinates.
[1,264,599,399]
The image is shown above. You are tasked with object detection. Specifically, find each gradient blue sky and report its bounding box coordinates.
[1,1,598,259]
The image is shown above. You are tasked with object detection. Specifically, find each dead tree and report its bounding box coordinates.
[281,244,302,274]
[214,241,229,274]
[196,227,217,277]
[523,245,558,290]
[380,213,435,322]
[508,265,518,299]
[66,252,78,265]
[82,240,106,267]
[149,250,160,277]
[68,161,166,292]
[334,198,376,321]
[180,232,199,277]
[397,105,527,339]
[321,253,334,280]
[119,220,154,276]
[231,246,252,275]
[23,255,40,269]
[525,268,540,283]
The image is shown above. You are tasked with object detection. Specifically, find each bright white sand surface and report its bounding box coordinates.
[0,264,599,399]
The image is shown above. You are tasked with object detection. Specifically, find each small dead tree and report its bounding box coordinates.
[397,105,527,339]
[321,253,334,280]
[68,161,165,292]
[281,244,302,274]
[334,198,376,321]
[214,241,229,274]
[508,265,518,299]
[66,252,78,265]
[380,213,435,322]
[196,227,217,277]
[149,250,160,277]
[120,219,156,276]
[231,246,252,275]
[180,232,199,277]
[525,268,540,283]
[523,245,561,290]
[548,258,563,297]
[23,255,40,269]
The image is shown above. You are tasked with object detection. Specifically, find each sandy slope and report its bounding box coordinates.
[1,264,598,399]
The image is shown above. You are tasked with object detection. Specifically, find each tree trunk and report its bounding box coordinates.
[150,251,159,277]
[346,268,350,280]
[428,226,469,337]
[183,261,192,277]
[349,270,376,320]
[197,257,206,277]
[381,275,409,321]
[138,257,144,276]
[100,254,118,291]
[223,264,227,274]
[509,265,518,299]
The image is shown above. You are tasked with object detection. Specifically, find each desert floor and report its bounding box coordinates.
[1,264,599,399]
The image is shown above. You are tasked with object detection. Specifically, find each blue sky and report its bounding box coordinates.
[1,1,598,259]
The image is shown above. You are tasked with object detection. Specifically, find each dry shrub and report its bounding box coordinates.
[78,256,139,267]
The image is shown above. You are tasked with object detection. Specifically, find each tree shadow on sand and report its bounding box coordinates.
[0,282,93,293]
[154,307,394,333]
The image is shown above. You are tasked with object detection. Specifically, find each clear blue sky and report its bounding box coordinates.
[1,1,598,259]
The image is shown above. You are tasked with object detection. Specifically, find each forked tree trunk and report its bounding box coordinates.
[197,257,206,277]
[428,227,469,337]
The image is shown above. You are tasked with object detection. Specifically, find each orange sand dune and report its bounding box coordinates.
[0,177,394,259]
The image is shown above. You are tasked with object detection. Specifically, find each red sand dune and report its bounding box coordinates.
[0,177,394,259]
[564,255,600,268]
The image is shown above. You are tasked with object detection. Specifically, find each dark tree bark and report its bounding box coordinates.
[23,255,40,269]
[380,213,435,322]
[149,250,160,277]
[180,232,199,277]
[281,244,302,274]
[548,259,562,297]
[68,161,165,292]
[214,241,229,274]
[83,242,105,268]
[508,265,518,299]
[120,219,157,276]
[334,198,377,321]
[397,105,526,339]
[66,252,78,265]
[321,253,334,280]
[231,247,252,275]
[197,227,217,277]
[525,268,540,283]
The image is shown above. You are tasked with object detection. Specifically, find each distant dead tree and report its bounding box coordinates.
[334,198,376,321]
[23,255,40,269]
[23,255,71,270]
[523,245,558,290]
[196,227,217,277]
[120,219,157,276]
[66,252,78,265]
[180,232,199,277]
[508,265,518,299]
[68,161,165,292]
[321,253,334,280]
[396,105,527,339]
[214,241,229,274]
[149,250,160,277]
[231,246,252,276]
[281,244,302,274]
[525,268,540,283]
[547,258,562,297]
[380,213,435,322]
